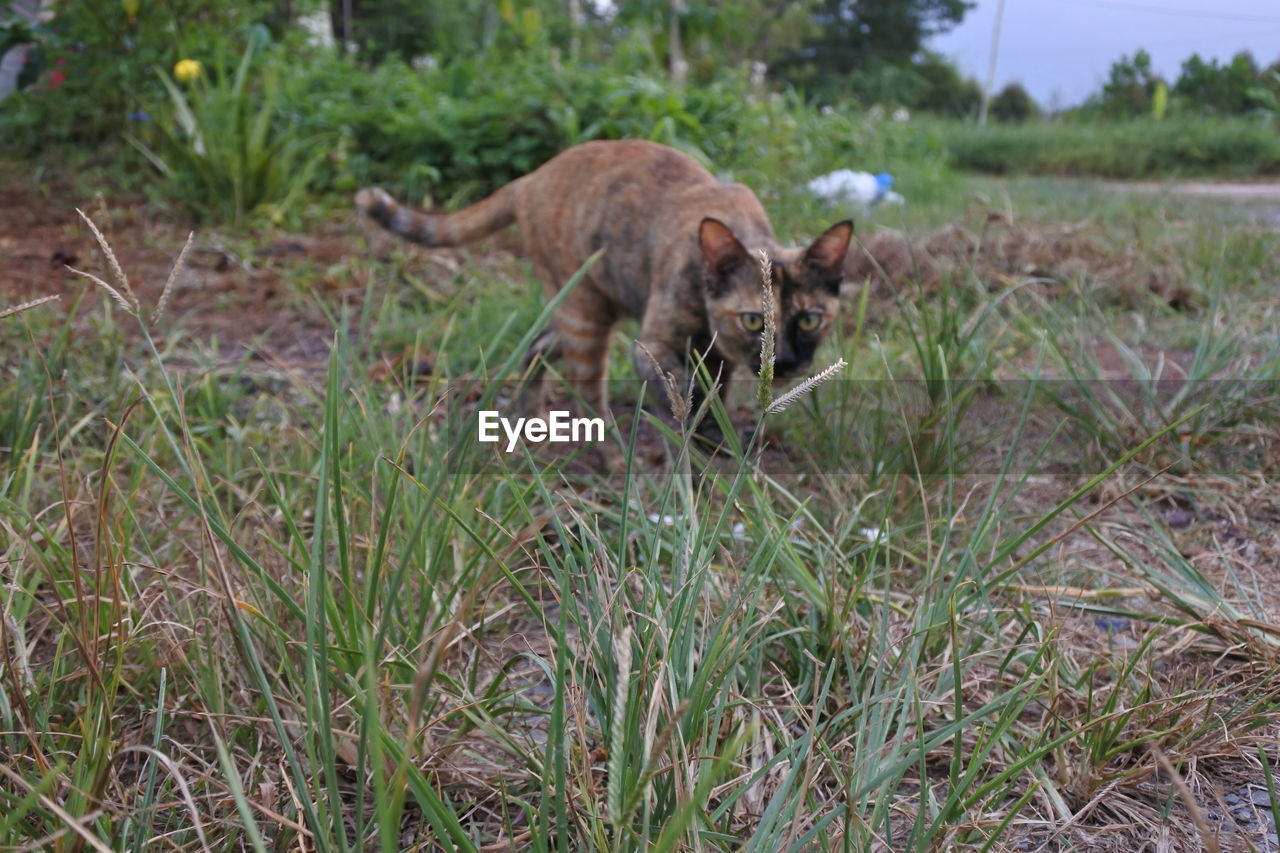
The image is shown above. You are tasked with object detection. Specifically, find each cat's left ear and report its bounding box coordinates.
[804,220,853,292]
[699,217,750,294]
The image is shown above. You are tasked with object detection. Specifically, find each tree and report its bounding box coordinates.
[841,49,981,114]
[989,81,1037,122]
[908,50,983,116]
[771,0,973,103]
[330,0,485,63]
[329,0,583,65]
[610,0,819,84]
[1174,51,1260,115]
[1096,49,1161,117]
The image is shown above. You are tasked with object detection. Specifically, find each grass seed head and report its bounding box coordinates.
[75,208,139,313]
[755,247,776,408]
[765,358,847,414]
[152,232,194,324]
[0,294,60,320]
[638,342,692,423]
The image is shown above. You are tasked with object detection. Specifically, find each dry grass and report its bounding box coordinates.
[846,217,1196,310]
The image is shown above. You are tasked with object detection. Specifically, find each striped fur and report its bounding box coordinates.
[356,140,852,431]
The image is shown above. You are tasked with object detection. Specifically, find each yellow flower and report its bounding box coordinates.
[173,59,202,82]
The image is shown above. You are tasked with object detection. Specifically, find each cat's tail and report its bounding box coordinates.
[354,182,518,247]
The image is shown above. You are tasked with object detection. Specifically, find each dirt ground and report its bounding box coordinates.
[1113,179,1280,201]
[0,179,359,362]
[1111,179,1280,225]
[6,174,1274,360]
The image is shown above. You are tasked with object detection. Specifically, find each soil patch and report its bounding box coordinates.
[1114,180,1280,201]
[0,175,353,362]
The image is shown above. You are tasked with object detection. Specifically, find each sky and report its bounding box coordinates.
[928,0,1280,109]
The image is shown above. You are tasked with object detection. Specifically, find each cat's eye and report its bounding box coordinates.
[740,313,765,332]
[797,311,823,332]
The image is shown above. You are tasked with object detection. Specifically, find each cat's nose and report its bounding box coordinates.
[773,357,802,377]
[772,340,804,377]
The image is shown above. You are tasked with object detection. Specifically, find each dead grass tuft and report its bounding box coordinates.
[846,219,1195,310]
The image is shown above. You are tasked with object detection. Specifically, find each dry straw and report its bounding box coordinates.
[0,294,60,320]
[637,342,692,423]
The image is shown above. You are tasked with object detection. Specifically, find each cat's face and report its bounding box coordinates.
[699,218,852,381]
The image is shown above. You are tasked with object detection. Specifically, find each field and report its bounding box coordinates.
[3,156,1280,852]
[937,117,1280,180]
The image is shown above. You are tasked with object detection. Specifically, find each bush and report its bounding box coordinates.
[128,29,327,226]
[0,0,274,155]
[281,53,952,216]
[1090,49,1162,119]
[809,51,982,118]
[989,82,1038,123]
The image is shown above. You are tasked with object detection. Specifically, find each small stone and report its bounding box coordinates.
[1250,788,1274,807]
[1165,507,1195,528]
[1227,792,1242,805]
[1094,616,1129,633]
[1266,832,1277,846]
[1232,806,1255,822]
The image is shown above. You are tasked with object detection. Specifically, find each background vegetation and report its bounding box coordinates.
[3,0,1278,224]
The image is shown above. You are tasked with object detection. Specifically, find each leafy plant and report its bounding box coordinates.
[0,0,271,155]
[282,53,950,217]
[129,29,326,226]
[1249,70,1280,120]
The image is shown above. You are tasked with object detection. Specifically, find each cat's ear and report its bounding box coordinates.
[804,220,853,292]
[699,217,749,292]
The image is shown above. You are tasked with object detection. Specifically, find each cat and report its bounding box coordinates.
[356,139,852,434]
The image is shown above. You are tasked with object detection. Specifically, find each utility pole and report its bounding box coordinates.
[569,0,582,61]
[669,0,687,87]
[977,0,1007,126]
[338,0,353,55]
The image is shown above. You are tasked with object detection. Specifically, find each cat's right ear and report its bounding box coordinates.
[699,217,749,293]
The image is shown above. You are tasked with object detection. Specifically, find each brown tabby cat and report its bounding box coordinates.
[355,139,852,429]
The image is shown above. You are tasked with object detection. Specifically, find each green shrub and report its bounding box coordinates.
[989,82,1038,123]
[281,53,952,229]
[0,0,274,155]
[128,30,327,226]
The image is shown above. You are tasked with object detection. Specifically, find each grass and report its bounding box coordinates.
[2,169,1280,851]
[936,116,1280,180]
